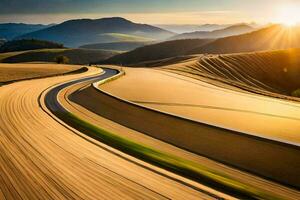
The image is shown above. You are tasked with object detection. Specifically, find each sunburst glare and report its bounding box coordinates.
[277,4,300,27]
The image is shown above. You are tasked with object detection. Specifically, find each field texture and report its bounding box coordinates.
[163,49,300,97]
[62,68,300,199]
[100,67,300,145]
[0,67,228,199]
[0,63,81,83]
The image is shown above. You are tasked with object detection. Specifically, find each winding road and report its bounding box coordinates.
[1,66,300,199]
[0,67,231,199]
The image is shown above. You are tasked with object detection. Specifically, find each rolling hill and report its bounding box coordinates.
[80,41,150,52]
[93,33,154,43]
[0,39,64,53]
[169,24,254,40]
[156,24,230,34]
[16,17,175,47]
[105,25,300,66]
[79,32,154,51]
[101,39,213,65]
[0,48,118,64]
[162,49,300,98]
[0,23,51,40]
[189,24,300,54]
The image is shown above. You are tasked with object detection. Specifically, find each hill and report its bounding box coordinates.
[189,25,300,54]
[0,39,64,53]
[93,33,154,43]
[169,24,254,40]
[197,24,231,31]
[16,17,175,47]
[0,48,118,64]
[80,41,150,52]
[101,39,213,65]
[162,49,300,98]
[101,25,300,66]
[0,23,51,40]
[156,24,230,34]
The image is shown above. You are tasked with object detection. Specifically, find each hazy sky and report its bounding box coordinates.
[0,0,299,24]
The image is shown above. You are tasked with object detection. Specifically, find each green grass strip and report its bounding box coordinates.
[57,111,282,200]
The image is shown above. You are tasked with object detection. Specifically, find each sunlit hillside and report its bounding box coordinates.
[189,25,300,54]
[162,48,300,98]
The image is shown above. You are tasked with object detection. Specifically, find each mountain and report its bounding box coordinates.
[169,24,255,40]
[16,17,175,47]
[197,24,231,31]
[80,41,151,52]
[156,24,230,34]
[189,25,300,54]
[0,39,64,53]
[100,25,300,66]
[0,23,51,40]
[101,39,213,65]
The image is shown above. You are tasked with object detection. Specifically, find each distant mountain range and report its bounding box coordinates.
[79,23,256,53]
[16,17,175,47]
[102,24,300,65]
[0,23,52,40]
[169,24,255,40]
[1,18,294,62]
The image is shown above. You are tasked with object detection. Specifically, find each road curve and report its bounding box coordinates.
[43,66,300,199]
[43,67,234,199]
[44,68,118,114]
[0,67,226,199]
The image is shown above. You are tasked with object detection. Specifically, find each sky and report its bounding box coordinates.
[0,0,299,25]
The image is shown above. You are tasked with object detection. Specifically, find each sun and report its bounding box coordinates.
[277,4,300,27]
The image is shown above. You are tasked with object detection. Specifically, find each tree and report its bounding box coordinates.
[55,55,69,64]
[292,89,300,98]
